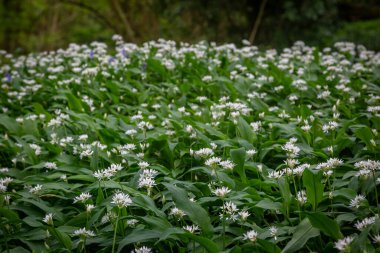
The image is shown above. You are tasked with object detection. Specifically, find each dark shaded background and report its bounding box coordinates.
[1,0,379,53]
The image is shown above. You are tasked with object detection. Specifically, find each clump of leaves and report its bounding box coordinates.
[0,38,379,252]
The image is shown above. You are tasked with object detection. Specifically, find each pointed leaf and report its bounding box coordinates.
[163,183,213,236]
[237,117,253,143]
[230,148,247,183]
[302,169,324,211]
[306,212,343,240]
[282,218,320,253]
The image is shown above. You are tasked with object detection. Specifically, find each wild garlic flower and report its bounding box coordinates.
[111,192,133,208]
[268,170,284,179]
[354,216,377,231]
[73,192,92,203]
[292,163,310,176]
[316,158,343,175]
[78,134,88,141]
[269,226,278,240]
[243,230,258,242]
[349,194,366,208]
[250,121,262,132]
[354,160,380,171]
[334,236,354,252]
[202,75,212,82]
[141,169,158,178]
[43,213,54,225]
[205,157,222,167]
[138,161,150,169]
[183,224,200,234]
[29,184,43,194]
[86,204,95,213]
[212,186,231,198]
[29,144,42,155]
[194,148,214,158]
[285,158,299,169]
[170,207,186,219]
[131,246,152,253]
[72,228,96,237]
[238,210,250,221]
[296,190,307,205]
[0,167,9,173]
[44,162,57,170]
[219,160,235,170]
[0,177,12,187]
[93,163,123,180]
[322,121,338,133]
[282,139,300,158]
[301,124,311,132]
[138,177,156,189]
[137,121,154,130]
[220,201,239,221]
[373,234,380,244]
[355,169,372,178]
[127,219,139,227]
[246,149,257,157]
[125,129,138,137]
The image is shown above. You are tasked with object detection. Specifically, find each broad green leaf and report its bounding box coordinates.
[163,183,213,236]
[47,227,72,250]
[237,117,253,143]
[67,175,95,182]
[0,207,20,222]
[157,227,184,241]
[255,199,282,211]
[0,114,21,134]
[353,126,374,148]
[149,138,174,169]
[141,216,172,231]
[117,229,161,253]
[230,148,247,184]
[282,218,320,253]
[20,239,47,253]
[134,195,166,218]
[65,92,84,112]
[306,212,343,239]
[8,246,29,253]
[257,238,281,253]
[185,233,220,253]
[90,145,99,171]
[96,187,104,206]
[195,122,226,139]
[302,169,324,211]
[278,177,292,218]
[249,97,269,112]
[351,230,375,253]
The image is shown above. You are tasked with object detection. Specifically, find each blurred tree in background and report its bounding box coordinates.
[0,0,379,53]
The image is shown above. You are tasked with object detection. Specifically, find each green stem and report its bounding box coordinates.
[326,176,335,217]
[4,232,9,253]
[83,238,87,253]
[372,171,379,215]
[222,217,226,250]
[112,208,121,253]
[292,175,301,222]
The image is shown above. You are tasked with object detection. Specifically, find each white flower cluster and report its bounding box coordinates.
[282,138,300,158]
[111,192,133,208]
[205,157,235,170]
[354,215,378,231]
[93,163,123,180]
[138,169,158,193]
[316,158,343,176]
[72,227,96,237]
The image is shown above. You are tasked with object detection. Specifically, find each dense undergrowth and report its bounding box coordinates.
[0,37,380,252]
